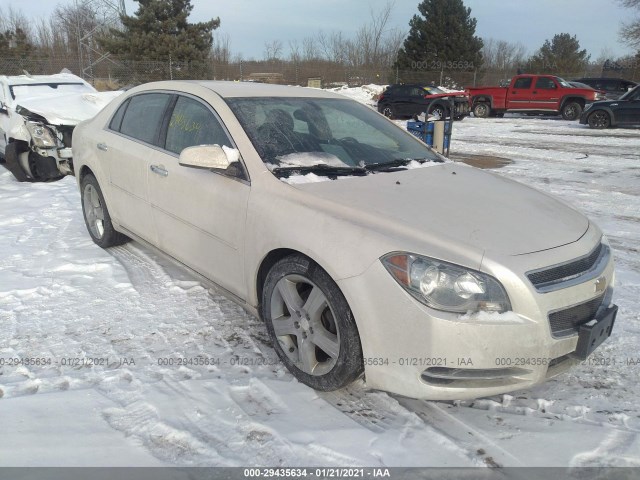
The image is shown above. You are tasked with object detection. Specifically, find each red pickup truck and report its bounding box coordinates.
[467,74,605,120]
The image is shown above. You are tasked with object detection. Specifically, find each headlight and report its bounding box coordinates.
[382,253,511,313]
[26,122,57,148]
[583,103,593,112]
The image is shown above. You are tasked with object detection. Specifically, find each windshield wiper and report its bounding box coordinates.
[364,158,443,172]
[271,164,367,178]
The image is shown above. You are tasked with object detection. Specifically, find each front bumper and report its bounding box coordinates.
[338,227,616,400]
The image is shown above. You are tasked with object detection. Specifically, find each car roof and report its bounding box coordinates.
[575,77,637,83]
[136,80,348,99]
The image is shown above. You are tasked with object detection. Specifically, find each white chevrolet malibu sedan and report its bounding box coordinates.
[72,81,617,400]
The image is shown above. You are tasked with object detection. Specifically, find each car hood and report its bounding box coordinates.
[428,92,468,100]
[586,99,621,108]
[292,163,589,256]
[15,91,123,126]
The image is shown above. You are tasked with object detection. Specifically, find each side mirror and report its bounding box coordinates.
[179,144,232,170]
[0,102,8,115]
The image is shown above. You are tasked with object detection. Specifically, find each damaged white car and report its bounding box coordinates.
[0,72,121,182]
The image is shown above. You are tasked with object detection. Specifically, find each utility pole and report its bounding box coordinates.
[75,0,127,82]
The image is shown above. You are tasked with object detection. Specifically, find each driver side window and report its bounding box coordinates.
[165,96,231,155]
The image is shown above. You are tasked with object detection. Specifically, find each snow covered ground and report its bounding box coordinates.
[1,86,639,469]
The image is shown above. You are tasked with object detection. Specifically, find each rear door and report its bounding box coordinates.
[531,77,561,111]
[147,94,250,298]
[506,77,535,110]
[104,92,173,245]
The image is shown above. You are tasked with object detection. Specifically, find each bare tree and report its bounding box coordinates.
[482,38,527,71]
[302,36,319,61]
[288,40,301,63]
[619,0,640,48]
[264,39,283,61]
[211,31,232,64]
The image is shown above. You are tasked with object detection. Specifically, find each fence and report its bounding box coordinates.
[1,55,638,90]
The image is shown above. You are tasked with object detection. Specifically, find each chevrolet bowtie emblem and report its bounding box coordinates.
[595,277,607,294]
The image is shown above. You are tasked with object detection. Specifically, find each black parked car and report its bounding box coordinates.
[580,85,640,128]
[377,84,470,120]
[572,77,637,100]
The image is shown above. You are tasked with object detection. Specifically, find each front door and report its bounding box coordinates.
[147,95,250,298]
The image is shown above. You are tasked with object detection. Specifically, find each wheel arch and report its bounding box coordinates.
[78,164,95,183]
[561,96,586,109]
[254,248,351,321]
[588,107,617,127]
[472,95,493,108]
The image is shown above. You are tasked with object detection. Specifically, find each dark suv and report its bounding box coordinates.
[572,77,637,100]
[377,84,470,120]
[580,84,640,128]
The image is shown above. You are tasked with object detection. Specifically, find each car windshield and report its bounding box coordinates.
[226,97,441,174]
[554,77,572,88]
[423,86,445,95]
[619,85,640,101]
[570,82,592,89]
[10,83,94,101]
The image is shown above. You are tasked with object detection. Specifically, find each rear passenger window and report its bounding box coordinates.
[514,78,533,89]
[165,96,231,155]
[119,93,171,145]
[109,99,129,132]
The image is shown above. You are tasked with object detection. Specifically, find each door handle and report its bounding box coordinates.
[97,143,108,151]
[150,164,168,177]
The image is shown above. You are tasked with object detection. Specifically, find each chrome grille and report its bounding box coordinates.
[527,243,607,292]
[548,294,604,337]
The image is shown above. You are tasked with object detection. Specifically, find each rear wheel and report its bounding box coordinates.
[587,110,611,129]
[261,254,364,391]
[561,101,583,121]
[473,102,490,118]
[80,173,129,248]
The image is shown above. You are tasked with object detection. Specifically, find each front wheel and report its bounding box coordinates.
[261,254,364,391]
[587,110,611,129]
[428,104,448,120]
[561,101,583,121]
[380,105,395,119]
[80,173,129,248]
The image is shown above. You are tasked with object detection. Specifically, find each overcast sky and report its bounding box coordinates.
[3,0,635,60]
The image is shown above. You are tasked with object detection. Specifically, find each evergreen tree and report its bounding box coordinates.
[99,0,220,62]
[528,33,590,74]
[395,0,483,71]
[0,28,34,59]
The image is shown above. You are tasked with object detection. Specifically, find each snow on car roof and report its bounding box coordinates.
[0,73,91,86]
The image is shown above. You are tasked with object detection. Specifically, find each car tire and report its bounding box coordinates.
[381,105,395,119]
[80,173,129,248]
[428,104,448,120]
[587,110,611,129]
[3,142,31,182]
[473,103,490,118]
[561,101,583,121]
[261,254,364,391]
